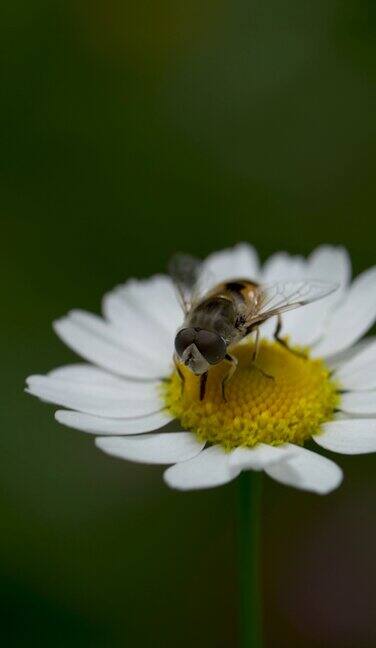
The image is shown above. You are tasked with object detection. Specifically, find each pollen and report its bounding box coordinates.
[162,340,340,449]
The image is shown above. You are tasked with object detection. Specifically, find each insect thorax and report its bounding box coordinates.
[187,296,237,340]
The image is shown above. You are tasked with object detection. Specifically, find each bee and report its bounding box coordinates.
[169,253,337,401]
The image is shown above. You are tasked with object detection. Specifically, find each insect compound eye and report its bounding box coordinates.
[174,328,196,358]
[195,330,226,365]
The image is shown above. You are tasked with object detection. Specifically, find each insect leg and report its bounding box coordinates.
[199,371,208,401]
[274,315,306,358]
[251,326,260,362]
[174,353,185,396]
[251,327,274,380]
[221,353,238,402]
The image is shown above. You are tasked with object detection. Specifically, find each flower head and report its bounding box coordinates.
[26,245,376,493]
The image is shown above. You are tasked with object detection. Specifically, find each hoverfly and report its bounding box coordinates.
[169,253,337,401]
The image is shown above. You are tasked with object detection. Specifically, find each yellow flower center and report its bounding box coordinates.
[163,340,340,449]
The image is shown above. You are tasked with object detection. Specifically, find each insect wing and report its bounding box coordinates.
[169,253,203,313]
[245,279,338,326]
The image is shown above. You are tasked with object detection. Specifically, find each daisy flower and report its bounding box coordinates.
[26,244,376,494]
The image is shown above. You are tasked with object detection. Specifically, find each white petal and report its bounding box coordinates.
[203,243,260,285]
[103,290,173,358]
[29,372,159,401]
[285,246,351,346]
[54,310,168,379]
[312,266,376,357]
[55,409,173,435]
[334,338,376,390]
[265,444,343,494]
[325,337,374,370]
[95,432,204,464]
[313,419,376,454]
[113,275,182,338]
[164,445,241,490]
[262,252,306,283]
[49,364,119,385]
[229,443,297,470]
[68,309,171,371]
[26,375,162,418]
[48,364,154,389]
[102,280,176,363]
[339,391,376,415]
[308,245,351,296]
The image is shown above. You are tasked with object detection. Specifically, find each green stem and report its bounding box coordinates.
[236,471,262,648]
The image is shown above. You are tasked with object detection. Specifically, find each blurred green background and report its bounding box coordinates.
[1,1,376,646]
